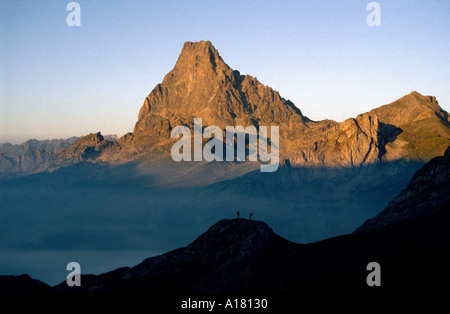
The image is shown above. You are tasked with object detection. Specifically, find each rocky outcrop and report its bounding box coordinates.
[285,113,381,167]
[52,132,114,167]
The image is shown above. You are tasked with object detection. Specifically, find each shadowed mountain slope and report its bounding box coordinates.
[355,146,450,233]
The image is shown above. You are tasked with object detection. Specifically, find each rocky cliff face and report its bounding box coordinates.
[129,40,306,159]
[0,149,55,176]
[134,41,306,135]
[287,113,381,167]
[354,146,450,233]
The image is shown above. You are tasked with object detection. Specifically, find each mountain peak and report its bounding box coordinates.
[133,40,306,141]
[180,40,217,58]
[80,132,104,144]
[173,40,229,75]
[189,218,274,255]
[402,90,438,106]
[181,40,215,52]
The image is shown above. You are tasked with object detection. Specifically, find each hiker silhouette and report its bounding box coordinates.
[249,212,253,220]
[236,211,240,219]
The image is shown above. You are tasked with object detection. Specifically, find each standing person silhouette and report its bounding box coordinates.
[236,211,240,219]
[249,212,253,220]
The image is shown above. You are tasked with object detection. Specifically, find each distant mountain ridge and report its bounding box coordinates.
[0,137,80,157]
[0,135,117,176]
[0,137,79,176]
[0,134,119,158]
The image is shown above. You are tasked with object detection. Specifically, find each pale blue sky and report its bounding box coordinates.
[1,0,450,143]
